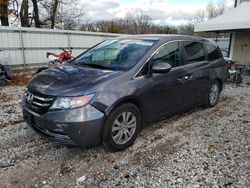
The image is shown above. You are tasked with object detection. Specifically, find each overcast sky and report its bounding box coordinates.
[80,0,235,25]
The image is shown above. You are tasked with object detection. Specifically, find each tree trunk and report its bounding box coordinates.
[51,0,59,29]
[31,0,40,28]
[20,0,29,27]
[0,0,9,26]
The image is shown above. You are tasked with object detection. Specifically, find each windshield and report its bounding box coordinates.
[72,39,158,71]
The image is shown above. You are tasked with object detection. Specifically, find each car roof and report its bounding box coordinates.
[115,34,215,45]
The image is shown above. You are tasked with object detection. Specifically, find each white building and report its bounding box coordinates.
[195,0,250,66]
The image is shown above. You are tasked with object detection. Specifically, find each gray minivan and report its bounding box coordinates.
[22,35,227,151]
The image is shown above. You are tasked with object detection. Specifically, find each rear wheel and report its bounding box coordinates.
[102,103,141,151]
[205,81,220,107]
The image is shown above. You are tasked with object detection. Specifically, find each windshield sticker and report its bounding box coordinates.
[120,39,134,43]
[135,41,154,46]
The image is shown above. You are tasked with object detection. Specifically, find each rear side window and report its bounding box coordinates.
[205,44,222,61]
[183,41,205,64]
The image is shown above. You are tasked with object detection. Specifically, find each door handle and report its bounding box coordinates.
[177,75,192,82]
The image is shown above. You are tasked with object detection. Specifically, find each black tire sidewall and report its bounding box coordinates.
[102,103,141,151]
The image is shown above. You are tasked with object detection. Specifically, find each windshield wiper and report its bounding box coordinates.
[81,63,116,70]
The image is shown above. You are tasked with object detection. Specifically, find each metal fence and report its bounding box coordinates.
[0,26,120,66]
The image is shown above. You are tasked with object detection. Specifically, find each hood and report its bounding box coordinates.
[28,65,121,96]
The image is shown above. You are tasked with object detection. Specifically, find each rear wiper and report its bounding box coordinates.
[82,63,116,70]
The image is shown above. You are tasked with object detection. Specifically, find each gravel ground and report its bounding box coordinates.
[0,80,249,187]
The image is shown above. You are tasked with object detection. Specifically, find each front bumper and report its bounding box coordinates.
[22,101,105,147]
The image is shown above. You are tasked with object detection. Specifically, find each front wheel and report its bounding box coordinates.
[102,103,141,151]
[205,81,220,107]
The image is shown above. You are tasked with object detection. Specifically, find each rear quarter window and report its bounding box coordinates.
[205,44,222,61]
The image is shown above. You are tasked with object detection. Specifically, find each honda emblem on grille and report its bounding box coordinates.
[27,93,34,103]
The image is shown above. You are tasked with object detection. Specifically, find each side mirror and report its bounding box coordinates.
[152,62,172,73]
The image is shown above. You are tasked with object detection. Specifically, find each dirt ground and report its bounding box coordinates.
[0,69,249,187]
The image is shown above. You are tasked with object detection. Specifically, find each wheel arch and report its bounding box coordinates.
[214,78,223,92]
[105,96,145,127]
[209,74,223,93]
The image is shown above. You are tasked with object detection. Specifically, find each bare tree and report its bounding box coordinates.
[80,18,95,31]
[38,0,59,28]
[20,0,29,27]
[194,9,206,24]
[178,24,195,35]
[206,0,216,19]
[58,0,84,30]
[95,20,110,32]
[216,0,226,16]
[204,0,226,20]
[0,0,9,26]
[38,0,83,29]
[193,0,228,37]
[125,9,151,34]
[50,0,58,28]
[16,0,41,27]
[85,11,151,34]
[3,0,228,37]
[80,17,180,35]
[8,0,19,25]
[31,0,41,27]
[193,0,227,24]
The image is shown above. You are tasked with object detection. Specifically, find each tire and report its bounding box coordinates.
[204,81,220,108]
[102,103,141,151]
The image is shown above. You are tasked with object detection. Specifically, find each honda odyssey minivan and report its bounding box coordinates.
[22,35,227,151]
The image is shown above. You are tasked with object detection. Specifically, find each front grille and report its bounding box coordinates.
[25,90,55,114]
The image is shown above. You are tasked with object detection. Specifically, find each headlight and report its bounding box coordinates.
[50,94,94,109]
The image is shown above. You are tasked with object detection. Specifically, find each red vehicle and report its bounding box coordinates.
[47,48,74,66]
[37,48,74,73]
[224,57,244,84]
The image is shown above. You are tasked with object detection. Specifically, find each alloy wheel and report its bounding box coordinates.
[209,83,219,106]
[111,112,137,145]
